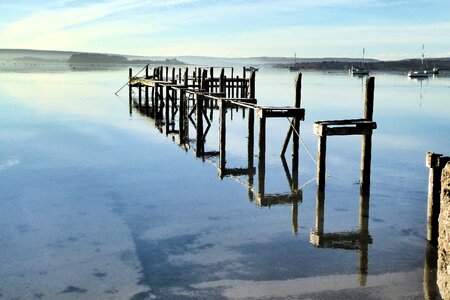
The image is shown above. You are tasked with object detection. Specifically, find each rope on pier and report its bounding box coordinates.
[286,117,331,178]
[114,64,150,95]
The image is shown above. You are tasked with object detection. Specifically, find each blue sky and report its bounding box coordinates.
[1,0,449,59]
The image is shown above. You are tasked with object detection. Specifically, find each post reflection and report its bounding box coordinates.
[310,132,374,286]
[310,187,372,286]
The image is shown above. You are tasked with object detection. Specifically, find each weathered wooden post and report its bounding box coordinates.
[138,84,142,107]
[243,66,246,79]
[178,68,182,84]
[184,67,188,87]
[248,107,255,201]
[195,93,204,157]
[249,71,255,99]
[219,99,227,176]
[165,86,170,134]
[317,134,327,191]
[257,114,266,198]
[361,77,375,194]
[210,67,214,92]
[172,67,175,83]
[165,66,169,82]
[292,73,301,191]
[145,67,149,112]
[426,152,450,243]
[179,89,186,144]
[197,68,202,89]
[128,68,132,104]
[219,68,225,94]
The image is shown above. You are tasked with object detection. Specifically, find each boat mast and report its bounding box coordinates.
[362,48,365,68]
[421,44,425,71]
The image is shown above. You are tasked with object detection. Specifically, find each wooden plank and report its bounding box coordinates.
[314,122,376,136]
[315,118,371,126]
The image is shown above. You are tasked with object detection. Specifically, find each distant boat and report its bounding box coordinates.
[349,48,370,75]
[244,66,259,72]
[289,53,301,71]
[408,45,429,78]
[431,67,439,75]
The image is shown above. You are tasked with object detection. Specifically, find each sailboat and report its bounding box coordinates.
[289,53,301,71]
[408,45,429,78]
[349,48,370,75]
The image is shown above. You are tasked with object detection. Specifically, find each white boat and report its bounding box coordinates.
[350,48,370,75]
[244,66,259,72]
[289,53,301,71]
[350,66,370,75]
[408,70,429,78]
[408,45,429,78]
[431,67,439,75]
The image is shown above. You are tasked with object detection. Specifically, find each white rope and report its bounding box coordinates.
[286,117,331,178]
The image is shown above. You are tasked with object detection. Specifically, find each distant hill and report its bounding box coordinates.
[68,53,128,64]
[273,58,450,71]
[0,49,186,65]
[1,49,449,70]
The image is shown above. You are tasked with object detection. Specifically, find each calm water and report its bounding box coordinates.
[0,66,449,299]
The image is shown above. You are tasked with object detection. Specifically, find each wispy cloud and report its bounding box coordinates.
[0,0,448,57]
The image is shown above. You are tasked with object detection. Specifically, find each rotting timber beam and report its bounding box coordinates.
[313,120,376,136]
[257,107,305,119]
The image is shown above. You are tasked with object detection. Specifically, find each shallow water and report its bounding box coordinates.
[0,66,449,299]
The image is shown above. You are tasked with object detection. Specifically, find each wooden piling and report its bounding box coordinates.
[138,84,142,107]
[184,67,188,87]
[292,73,301,190]
[364,77,375,121]
[248,109,255,200]
[201,69,208,91]
[219,68,225,94]
[317,135,327,191]
[210,67,214,92]
[195,94,204,157]
[128,68,132,103]
[258,116,266,197]
[179,89,187,145]
[219,99,227,175]
[249,71,255,99]
[165,86,170,134]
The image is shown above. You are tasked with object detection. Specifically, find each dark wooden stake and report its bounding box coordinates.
[317,135,327,191]
[257,116,266,198]
[219,99,227,176]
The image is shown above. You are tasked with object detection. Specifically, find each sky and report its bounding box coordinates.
[0,0,449,60]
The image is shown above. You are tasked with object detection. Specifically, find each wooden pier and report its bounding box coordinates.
[126,65,306,233]
[123,66,379,275]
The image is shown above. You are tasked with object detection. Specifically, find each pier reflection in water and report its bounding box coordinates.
[128,67,382,292]
[129,66,304,233]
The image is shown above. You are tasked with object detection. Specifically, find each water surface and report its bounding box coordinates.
[0,66,449,299]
